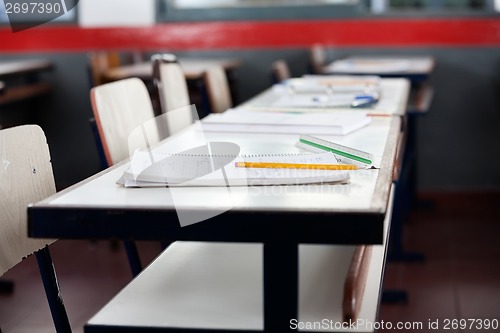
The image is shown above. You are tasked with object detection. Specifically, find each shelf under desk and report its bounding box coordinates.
[85,186,393,333]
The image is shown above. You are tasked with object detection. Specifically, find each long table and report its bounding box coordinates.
[28,78,408,332]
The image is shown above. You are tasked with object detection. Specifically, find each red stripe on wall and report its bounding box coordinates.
[0,18,499,52]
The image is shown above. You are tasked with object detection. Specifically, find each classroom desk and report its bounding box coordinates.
[104,58,242,81]
[240,78,410,116]
[0,59,53,106]
[29,107,403,331]
[322,56,435,83]
[104,57,242,111]
[0,59,53,78]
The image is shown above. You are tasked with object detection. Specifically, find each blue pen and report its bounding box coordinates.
[354,94,377,100]
[351,95,378,108]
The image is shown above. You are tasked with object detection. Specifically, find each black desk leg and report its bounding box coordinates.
[123,240,143,278]
[263,242,298,332]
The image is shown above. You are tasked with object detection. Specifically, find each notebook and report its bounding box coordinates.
[283,75,381,94]
[120,150,350,187]
[327,59,411,74]
[270,93,378,109]
[200,109,371,136]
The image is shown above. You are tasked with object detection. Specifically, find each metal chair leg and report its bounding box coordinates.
[35,246,72,333]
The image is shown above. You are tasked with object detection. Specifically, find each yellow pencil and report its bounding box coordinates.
[234,162,358,170]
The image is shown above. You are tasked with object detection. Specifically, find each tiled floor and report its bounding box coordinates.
[1,192,499,332]
[380,192,500,333]
[0,240,162,333]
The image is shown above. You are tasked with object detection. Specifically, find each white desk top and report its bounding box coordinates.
[240,78,410,116]
[323,56,435,76]
[29,79,407,244]
[40,117,399,216]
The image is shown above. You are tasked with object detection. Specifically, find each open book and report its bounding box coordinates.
[119,150,350,187]
[201,109,371,136]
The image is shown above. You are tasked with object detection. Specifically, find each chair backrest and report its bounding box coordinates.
[203,66,232,114]
[271,59,291,83]
[0,125,56,276]
[309,44,327,74]
[88,51,122,87]
[152,54,193,136]
[91,77,161,166]
[152,54,191,113]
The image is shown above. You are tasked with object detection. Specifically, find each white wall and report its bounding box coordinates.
[78,0,155,27]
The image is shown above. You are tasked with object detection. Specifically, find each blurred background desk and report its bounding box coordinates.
[104,58,241,81]
[104,57,242,109]
[323,56,435,83]
[0,59,53,106]
[0,59,54,129]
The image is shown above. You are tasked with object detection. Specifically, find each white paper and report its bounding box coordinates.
[121,151,350,187]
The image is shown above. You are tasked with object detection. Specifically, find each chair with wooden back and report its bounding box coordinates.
[271,59,291,84]
[90,78,165,276]
[203,66,232,114]
[90,77,161,167]
[87,51,122,87]
[152,54,193,136]
[0,125,72,333]
[309,44,327,74]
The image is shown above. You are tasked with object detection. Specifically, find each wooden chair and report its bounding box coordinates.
[0,125,72,333]
[271,59,291,84]
[152,54,193,136]
[309,44,327,74]
[343,245,372,321]
[203,66,232,114]
[90,78,164,275]
[87,52,122,87]
[90,77,162,166]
